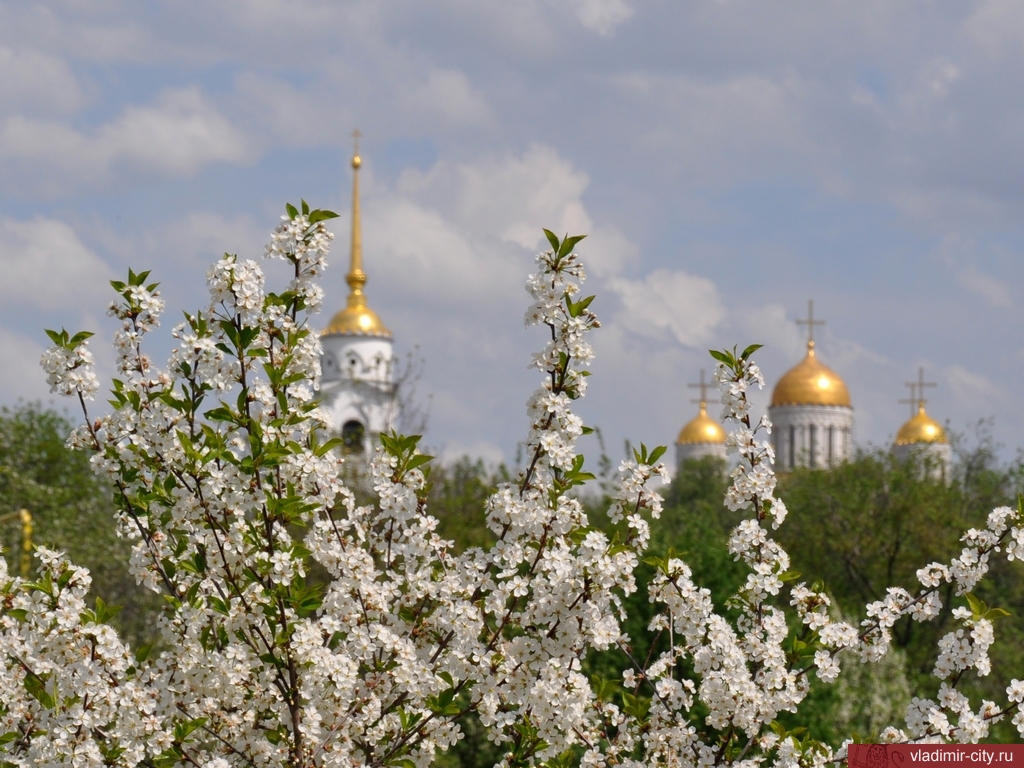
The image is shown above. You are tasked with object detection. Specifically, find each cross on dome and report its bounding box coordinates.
[899,368,937,416]
[796,299,825,350]
[677,369,726,447]
[688,370,711,408]
[895,368,946,447]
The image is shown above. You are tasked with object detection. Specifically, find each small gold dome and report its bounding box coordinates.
[677,402,727,445]
[771,341,851,408]
[895,403,947,445]
[323,304,391,337]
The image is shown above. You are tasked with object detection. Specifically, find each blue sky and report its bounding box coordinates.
[3,1,1024,466]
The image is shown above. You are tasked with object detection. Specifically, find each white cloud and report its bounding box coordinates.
[617,72,808,184]
[608,268,725,347]
[396,144,635,276]
[570,0,633,36]
[0,46,84,115]
[965,0,1024,57]
[945,364,1003,408]
[366,198,522,305]
[0,217,114,311]
[735,303,805,363]
[958,264,1012,309]
[0,87,256,193]
[233,72,351,147]
[151,211,267,268]
[403,68,494,127]
[0,328,49,403]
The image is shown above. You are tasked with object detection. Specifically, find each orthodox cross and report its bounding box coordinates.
[900,367,936,416]
[688,370,711,408]
[796,299,825,345]
[352,128,361,155]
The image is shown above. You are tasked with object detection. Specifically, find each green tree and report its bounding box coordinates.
[0,403,158,647]
[777,447,1024,742]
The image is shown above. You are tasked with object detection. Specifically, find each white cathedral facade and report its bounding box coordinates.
[319,146,397,454]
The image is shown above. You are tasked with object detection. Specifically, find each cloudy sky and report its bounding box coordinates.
[4,0,1024,467]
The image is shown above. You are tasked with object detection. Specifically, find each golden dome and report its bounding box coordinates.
[323,137,392,339]
[770,341,851,408]
[323,303,391,337]
[895,403,947,445]
[676,402,727,445]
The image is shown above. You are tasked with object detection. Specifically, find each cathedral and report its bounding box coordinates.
[317,142,951,475]
[674,302,951,477]
[318,144,397,454]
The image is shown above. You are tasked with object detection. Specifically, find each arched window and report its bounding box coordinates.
[341,420,365,454]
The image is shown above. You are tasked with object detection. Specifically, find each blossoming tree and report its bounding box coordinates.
[6,205,1024,767]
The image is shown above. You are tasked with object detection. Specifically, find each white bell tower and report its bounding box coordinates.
[319,133,396,454]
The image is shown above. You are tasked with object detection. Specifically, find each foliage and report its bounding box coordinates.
[777,448,1024,742]
[4,208,1024,767]
[0,403,158,647]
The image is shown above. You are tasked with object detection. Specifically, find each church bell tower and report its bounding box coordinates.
[319,133,396,454]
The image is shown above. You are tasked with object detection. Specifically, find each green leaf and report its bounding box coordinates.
[44,328,67,346]
[965,592,985,619]
[741,343,764,360]
[709,349,733,365]
[173,716,208,742]
[557,233,586,258]
[285,202,299,220]
[543,228,560,252]
[23,673,54,709]
[309,209,339,223]
[647,445,667,465]
[621,691,650,720]
[406,453,434,471]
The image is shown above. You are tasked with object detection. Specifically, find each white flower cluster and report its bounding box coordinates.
[21,213,1024,765]
[854,504,1024,743]
[207,255,266,328]
[264,209,333,312]
[39,340,99,399]
[20,223,672,767]
[0,550,168,766]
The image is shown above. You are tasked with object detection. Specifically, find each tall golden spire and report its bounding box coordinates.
[323,131,392,338]
[346,130,366,309]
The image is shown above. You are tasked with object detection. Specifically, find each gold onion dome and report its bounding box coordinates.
[677,402,727,445]
[895,402,947,445]
[323,146,392,339]
[770,340,851,408]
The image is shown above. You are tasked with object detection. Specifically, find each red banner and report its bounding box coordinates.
[850,745,1024,768]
